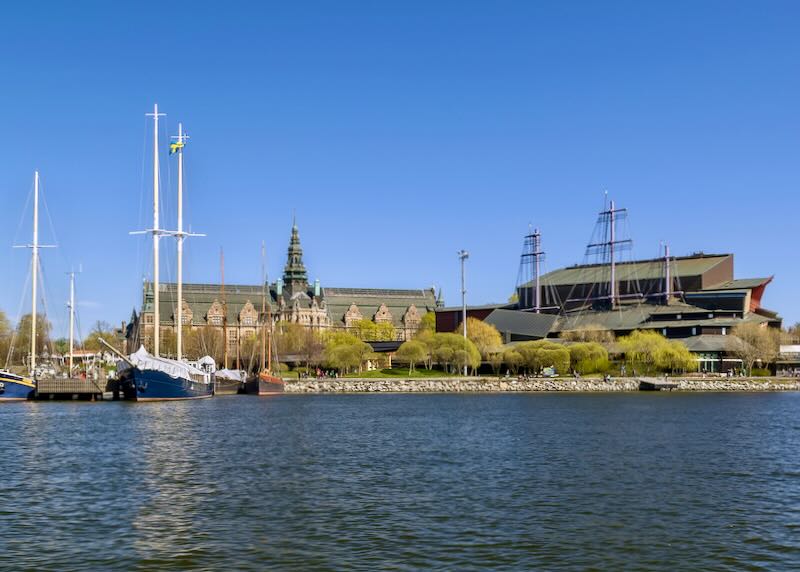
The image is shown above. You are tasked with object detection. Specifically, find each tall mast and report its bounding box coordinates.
[30,171,39,376]
[175,123,186,361]
[146,104,165,356]
[609,200,616,306]
[221,247,228,369]
[586,199,631,308]
[169,123,202,361]
[68,271,75,373]
[260,241,266,372]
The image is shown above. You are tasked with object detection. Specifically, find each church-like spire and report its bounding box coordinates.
[283,219,308,295]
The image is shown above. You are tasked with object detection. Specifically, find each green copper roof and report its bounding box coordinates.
[283,222,307,285]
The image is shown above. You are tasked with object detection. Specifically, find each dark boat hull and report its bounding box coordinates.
[244,375,285,395]
[119,368,213,401]
[0,373,35,401]
[214,377,243,395]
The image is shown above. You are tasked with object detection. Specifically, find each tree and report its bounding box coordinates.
[396,340,427,374]
[617,330,664,374]
[618,330,699,374]
[655,340,697,373]
[352,319,396,342]
[300,327,325,369]
[275,321,306,356]
[0,310,12,367]
[83,321,122,353]
[731,322,780,375]
[568,342,609,374]
[10,314,52,366]
[417,312,436,336]
[323,332,374,374]
[514,340,570,375]
[52,338,69,356]
[414,330,436,369]
[428,333,480,374]
[459,317,503,359]
[560,324,615,343]
[185,325,224,363]
[502,349,522,374]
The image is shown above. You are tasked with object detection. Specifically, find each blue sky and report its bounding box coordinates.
[1,0,798,339]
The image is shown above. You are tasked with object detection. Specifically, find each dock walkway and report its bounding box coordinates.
[35,378,105,400]
[637,377,679,391]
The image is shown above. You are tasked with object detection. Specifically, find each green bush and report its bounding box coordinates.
[568,342,609,374]
[751,368,771,377]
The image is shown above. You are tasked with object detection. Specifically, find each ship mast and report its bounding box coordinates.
[147,104,165,356]
[586,199,631,308]
[14,171,56,376]
[221,247,228,369]
[68,270,76,373]
[30,171,40,376]
[260,241,266,372]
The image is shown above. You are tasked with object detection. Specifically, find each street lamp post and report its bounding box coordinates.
[458,249,469,376]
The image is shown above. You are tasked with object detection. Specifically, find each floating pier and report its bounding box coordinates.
[637,377,679,391]
[35,378,105,400]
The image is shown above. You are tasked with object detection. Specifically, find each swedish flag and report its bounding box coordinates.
[170,141,185,155]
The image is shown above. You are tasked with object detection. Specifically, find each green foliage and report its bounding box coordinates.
[560,324,615,343]
[502,349,523,374]
[395,340,428,373]
[344,367,455,378]
[52,338,69,355]
[0,310,12,366]
[514,340,570,375]
[459,317,503,359]
[417,312,436,335]
[323,331,374,374]
[428,333,480,374]
[655,340,697,373]
[351,319,396,342]
[751,367,771,377]
[731,322,781,375]
[8,314,52,365]
[568,342,610,374]
[618,330,697,374]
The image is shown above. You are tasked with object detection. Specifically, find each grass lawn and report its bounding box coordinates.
[344,367,457,378]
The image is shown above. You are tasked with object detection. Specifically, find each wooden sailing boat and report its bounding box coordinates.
[0,171,45,401]
[115,107,214,400]
[213,248,246,394]
[245,245,284,395]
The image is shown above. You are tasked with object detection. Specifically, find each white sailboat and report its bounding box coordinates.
[1,171,51,401]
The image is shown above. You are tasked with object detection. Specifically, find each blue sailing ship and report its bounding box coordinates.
[0,371,35,401]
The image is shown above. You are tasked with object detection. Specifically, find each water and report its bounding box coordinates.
[1,393,799,570]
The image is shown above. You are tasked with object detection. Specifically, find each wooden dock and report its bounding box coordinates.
[35,378,106,400]
[638,377,679,391]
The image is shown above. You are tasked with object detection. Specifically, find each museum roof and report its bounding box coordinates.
[524,253,732,288]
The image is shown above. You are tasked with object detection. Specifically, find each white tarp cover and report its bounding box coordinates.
[118,346,210,382]
[215,369,246,382]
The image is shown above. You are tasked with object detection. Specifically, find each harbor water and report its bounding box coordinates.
[1,393,799,570]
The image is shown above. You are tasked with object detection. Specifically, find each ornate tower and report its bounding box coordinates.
[283,220,308,296]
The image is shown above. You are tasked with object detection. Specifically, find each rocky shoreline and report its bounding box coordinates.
[283,377,800,393]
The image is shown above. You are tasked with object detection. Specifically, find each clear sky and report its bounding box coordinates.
[2,0,799,340]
